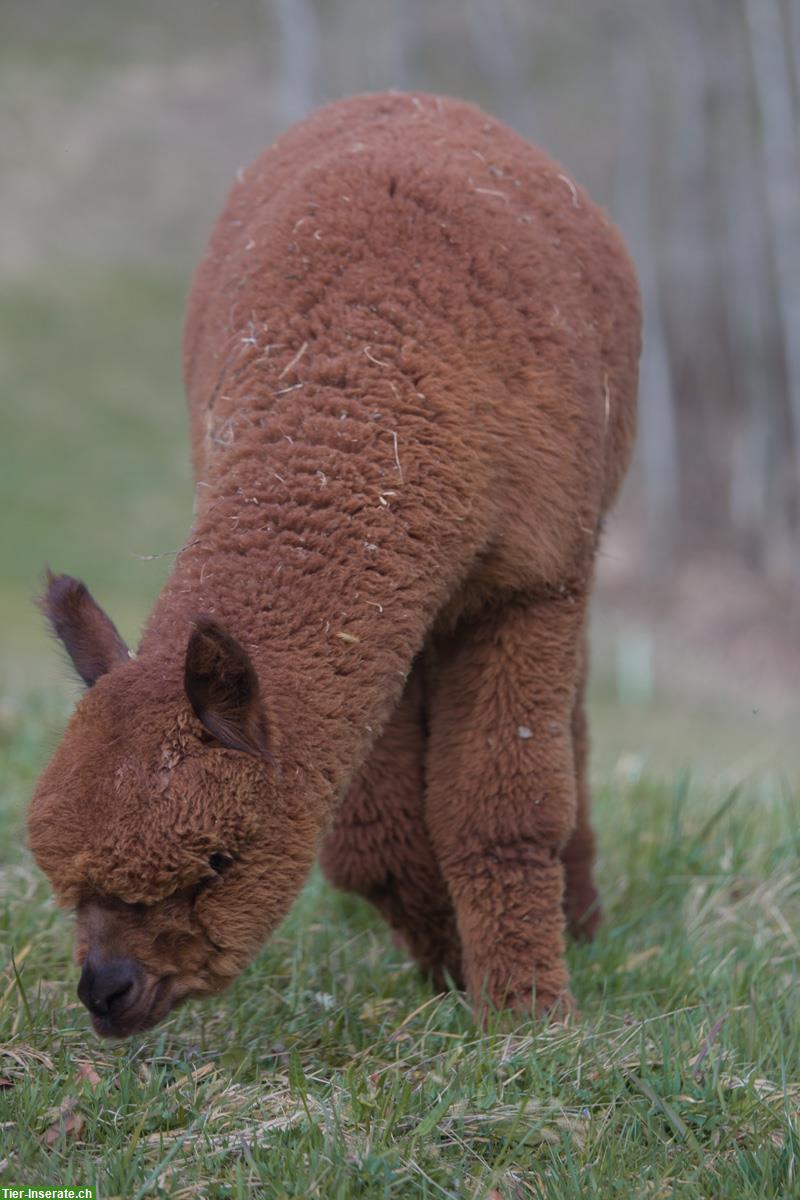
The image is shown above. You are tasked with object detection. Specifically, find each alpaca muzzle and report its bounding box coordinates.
[77,955,161,1037]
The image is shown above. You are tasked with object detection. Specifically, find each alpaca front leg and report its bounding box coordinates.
[426,595,586,1018]
[320,661,463,989]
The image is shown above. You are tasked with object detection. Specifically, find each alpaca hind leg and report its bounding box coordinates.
[425,593,587,1018]
[320,659,463,989]
[561,633,602,940]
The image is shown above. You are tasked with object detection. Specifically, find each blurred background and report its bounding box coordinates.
[2,0,798,784]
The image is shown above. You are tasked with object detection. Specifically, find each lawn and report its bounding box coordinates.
[1,684,798,1197]
[0,265,191,684]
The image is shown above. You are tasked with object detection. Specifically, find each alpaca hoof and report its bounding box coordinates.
[472,984,577,1028]
[535,988,578,1023]
[567,905,602,942]
[472,993,578,1032]
[427,959,465,993]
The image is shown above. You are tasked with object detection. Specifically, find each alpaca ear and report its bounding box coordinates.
[40,570,130,687]
[184,617,271,760]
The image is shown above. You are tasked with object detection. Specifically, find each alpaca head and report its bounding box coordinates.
[28,573,318,1037]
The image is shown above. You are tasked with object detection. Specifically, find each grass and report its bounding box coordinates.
[1,689,798,1197]
[0,265,191,690]
[0,266,189,599]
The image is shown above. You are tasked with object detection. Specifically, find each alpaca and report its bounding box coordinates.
[28,91,639,1038]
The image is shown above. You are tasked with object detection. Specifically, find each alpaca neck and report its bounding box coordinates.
[139,403,480,805]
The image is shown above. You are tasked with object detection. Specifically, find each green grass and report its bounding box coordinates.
[1,692,798,1198]
[0,266,192,689]
[0,266,190,595]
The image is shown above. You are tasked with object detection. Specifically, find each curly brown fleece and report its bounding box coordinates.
[28,91,639,1036]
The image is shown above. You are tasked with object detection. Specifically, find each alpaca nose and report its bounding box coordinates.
[78,958,141,1018]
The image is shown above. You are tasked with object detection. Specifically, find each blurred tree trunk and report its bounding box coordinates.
[465,0,517,86]
[389,0,422,89]
[660,0,735,544]
[271,0,319,123]
[612,35,680,551]
[464,0,528,128]
[708,2,784,567]
[609,0,798,572]
[743,0,800,564]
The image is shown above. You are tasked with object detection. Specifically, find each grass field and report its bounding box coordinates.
[1,692,798,1196]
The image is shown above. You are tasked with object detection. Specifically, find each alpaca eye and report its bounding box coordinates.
[208,853,233,875]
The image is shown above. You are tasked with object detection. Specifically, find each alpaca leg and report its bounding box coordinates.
[425,593,586,1018]
[561,634,602,940]
[319,661,463,989]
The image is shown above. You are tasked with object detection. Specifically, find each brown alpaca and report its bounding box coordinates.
[28,92,639,1037]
